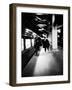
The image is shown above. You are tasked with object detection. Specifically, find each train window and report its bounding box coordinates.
[26,39,31,49]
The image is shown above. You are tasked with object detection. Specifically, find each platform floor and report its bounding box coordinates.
[22,46,63,77]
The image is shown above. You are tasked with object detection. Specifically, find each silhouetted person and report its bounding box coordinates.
[42,38,50,52]
[46,39,50,51]
[34,38,40,55]
[42,38,47,52]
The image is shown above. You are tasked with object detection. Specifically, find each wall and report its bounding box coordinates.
[0,0,72,90]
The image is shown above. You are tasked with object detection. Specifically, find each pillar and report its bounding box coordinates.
[52,26,58,49]
[52,15,58,50]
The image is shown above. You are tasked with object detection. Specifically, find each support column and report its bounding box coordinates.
[52,26,58,49]
[52,15,58,50]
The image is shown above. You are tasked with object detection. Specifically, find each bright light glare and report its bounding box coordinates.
[33,47,57,76]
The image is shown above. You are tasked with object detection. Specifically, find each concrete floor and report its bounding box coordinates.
[22,47,63,77]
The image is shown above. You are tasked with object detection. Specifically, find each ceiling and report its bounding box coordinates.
[22,12,63,38]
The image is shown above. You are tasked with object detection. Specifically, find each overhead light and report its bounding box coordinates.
[36,13,44,15]
[38,28,44,31]
[35,16,47,22]
[37,24,47,28]
[52,15,55,24]
[32,33,36,36]
[35,16,42,21]
[25,28,31,32]
[42,19,46,22]
[35,18,38,21]
[42,34,47,37]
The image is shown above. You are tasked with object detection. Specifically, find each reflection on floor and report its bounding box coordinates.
[22,46,63,77]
